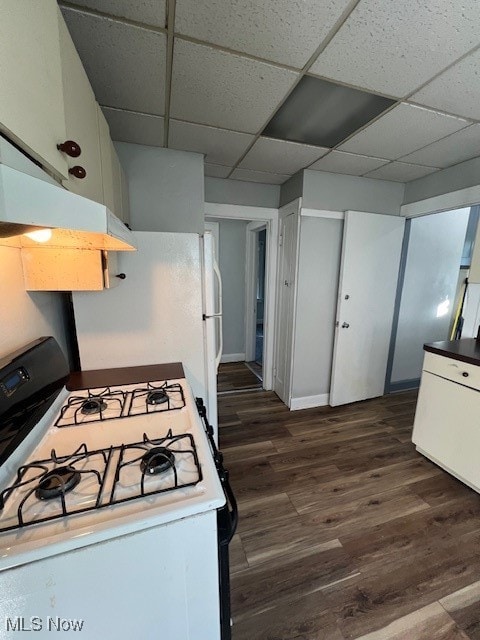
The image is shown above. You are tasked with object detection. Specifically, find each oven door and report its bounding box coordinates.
[195,398,238,640]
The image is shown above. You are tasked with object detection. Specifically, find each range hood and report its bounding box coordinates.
[0,164,136,251]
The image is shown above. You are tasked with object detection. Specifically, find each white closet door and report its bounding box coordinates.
[330,211,405,406]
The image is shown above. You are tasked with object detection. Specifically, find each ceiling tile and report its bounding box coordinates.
[174,0,353,69]
[364,162,438,182]
[170,39,298,134]
[309,151,389,175]
[204,164,232,178]
[61,8,166,114]
[338,104,470,160]
[102,108,164,146]
[230,169,289,185]
[309,0,480,97]
[59,0,166,28]
[169,120,254,166]
[411,49,480,120]
[400,125,480,169]
[239,137,328,175]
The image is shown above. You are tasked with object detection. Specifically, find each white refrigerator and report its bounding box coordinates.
[72,231,223,439]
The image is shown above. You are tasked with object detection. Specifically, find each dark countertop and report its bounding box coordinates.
[67,362,185,391]
[424,339,480,367]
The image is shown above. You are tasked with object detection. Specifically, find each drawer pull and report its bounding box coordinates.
[68,165,87,179]
[462,372,469,377]
[57,140,81,157]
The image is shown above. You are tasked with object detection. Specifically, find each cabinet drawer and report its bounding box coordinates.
[423,351,480,391]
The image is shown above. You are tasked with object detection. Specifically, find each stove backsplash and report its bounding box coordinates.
[0,245,73,366]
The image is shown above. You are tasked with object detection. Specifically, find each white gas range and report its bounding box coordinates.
[0,338,235,640]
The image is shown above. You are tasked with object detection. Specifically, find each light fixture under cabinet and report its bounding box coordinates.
[0,165,136,251]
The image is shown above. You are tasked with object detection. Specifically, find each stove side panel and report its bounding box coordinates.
[0,510,220,640]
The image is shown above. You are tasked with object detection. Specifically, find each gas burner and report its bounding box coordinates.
[128,382,186,416]
[140,447,175,475]
[35,466,81,500]
[55,388,127,427]
[146,389,169,406]
[81,399,108,415]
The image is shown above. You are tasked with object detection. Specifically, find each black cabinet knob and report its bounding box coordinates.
[68,165,86,179]
[116,273,126,280]
[57,140,81,157]
[462,371,469,377]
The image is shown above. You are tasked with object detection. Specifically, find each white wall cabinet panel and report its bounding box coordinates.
[97,107,116,213]
[58,11,103,203]
[0,1,68,179]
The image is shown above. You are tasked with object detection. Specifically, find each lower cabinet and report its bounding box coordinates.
[412,368,480,491]
[21,249,122,291]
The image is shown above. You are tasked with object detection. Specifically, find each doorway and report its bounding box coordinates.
[205,217,268,393]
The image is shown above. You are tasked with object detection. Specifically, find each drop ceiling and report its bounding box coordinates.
[60,0,480,186]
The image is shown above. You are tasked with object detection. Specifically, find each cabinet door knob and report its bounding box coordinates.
[68,165,87,179]
[116,273,126,280]
[462,371,469,377]
[57,140,82,157]
[342,322,350,328]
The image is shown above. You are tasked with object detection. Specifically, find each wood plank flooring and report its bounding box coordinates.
[217,362,262,392]
[218,389,480,640]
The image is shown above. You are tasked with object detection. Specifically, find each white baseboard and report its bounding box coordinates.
[290,393,330,411]
[220,353,246,363]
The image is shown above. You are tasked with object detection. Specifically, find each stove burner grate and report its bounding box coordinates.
[128,382,185,416]
[55,387,126,427]
[0,430,202,532]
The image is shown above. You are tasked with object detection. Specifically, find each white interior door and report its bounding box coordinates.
[330,211,405,406]
[274,211,299,405]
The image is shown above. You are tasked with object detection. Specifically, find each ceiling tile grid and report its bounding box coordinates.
[61,7,167,115]
[364,161,438,182]
[338,103,471,160]
[399,124,480,169]
[170,39,299,134]
[169,120,254,166]
[308,150,389,176]
[174,0,353,69]
[411,49,480,121]
[204,164,233,178]
[309,0,480,98]
[230,168,290,185]
[102,108,165,147]
[239,137,329,175]
[60,0,166,28]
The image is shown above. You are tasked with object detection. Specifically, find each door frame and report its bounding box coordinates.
[205,203,278,390]
[273,199,302,406]
[245,221,267,363]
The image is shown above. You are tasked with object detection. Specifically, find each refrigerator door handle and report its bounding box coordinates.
[213,259,223,369]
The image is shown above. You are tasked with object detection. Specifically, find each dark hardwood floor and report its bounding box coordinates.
[217,362,262,393]
[218,389,480,640]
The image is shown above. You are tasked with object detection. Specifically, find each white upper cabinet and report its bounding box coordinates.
[58,11,103,204]
[97,106,116,213]
[0,0,68,179]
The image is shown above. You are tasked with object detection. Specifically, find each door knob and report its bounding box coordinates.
[342,322,350,328]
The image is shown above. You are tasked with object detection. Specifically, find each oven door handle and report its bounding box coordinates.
[219,469,238,544]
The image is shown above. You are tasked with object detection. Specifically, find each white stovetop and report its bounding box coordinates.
[0,378,225,571]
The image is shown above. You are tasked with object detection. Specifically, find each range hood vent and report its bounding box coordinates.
[0,164,136,251]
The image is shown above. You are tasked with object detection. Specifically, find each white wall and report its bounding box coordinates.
[403,156,480,206]
[291,215,343,401]
[0,246,71,363]
[115,143,204,233]
[302,170,405,215]
[205,177,279,209]
[390,208,470,385]
[216,219,248,359]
